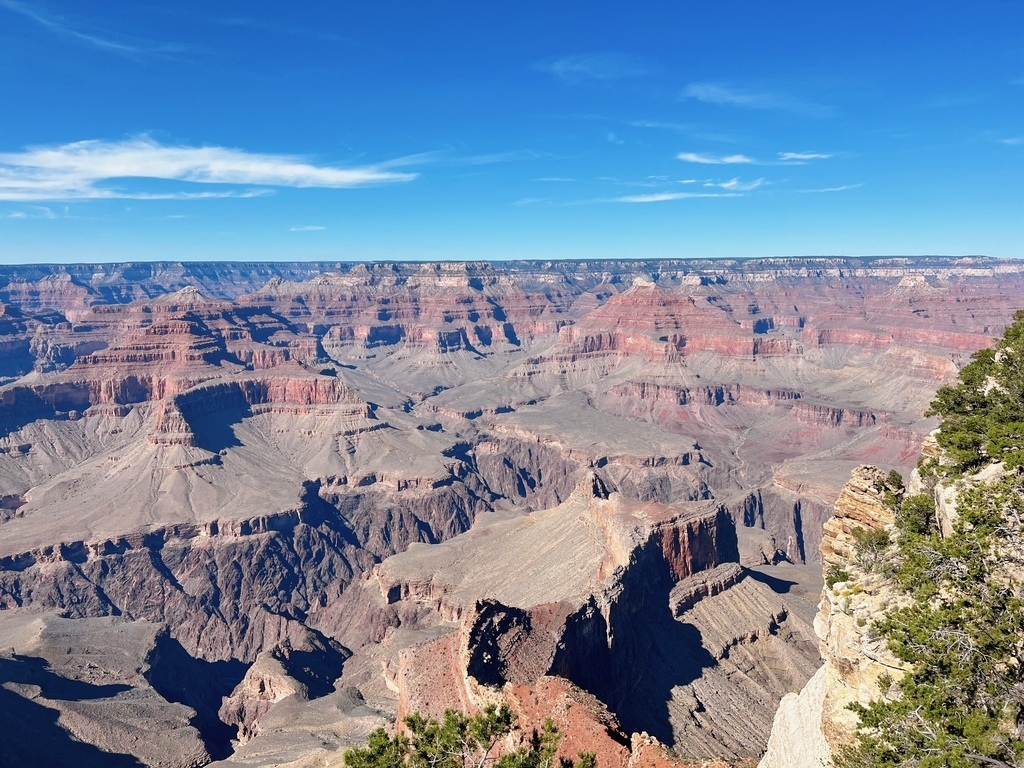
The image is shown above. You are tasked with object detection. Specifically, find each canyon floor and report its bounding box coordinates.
[0,256,1021,767]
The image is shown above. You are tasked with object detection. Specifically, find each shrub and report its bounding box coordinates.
[927,310,1024,473]
[343,705,596,768]
[825,566,849,588]
[850,526,891,571]
[895,493,936,536]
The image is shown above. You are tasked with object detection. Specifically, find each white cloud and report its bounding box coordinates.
[629,120,692,132]
[538,53,652,84]
[290,225,326,231]
[778,151,832,162]
[614,192,741,203]
[0,137,417,201]
[704,177,765,191]
[513,197,550,206]
[799,184,864,193]
[0,0,181,56]
[533,177,576,182]
[2,205,56,219]
[1001,137,1024,146]
[677,152,754,165]
[380,148,541,168]
[682,83,831,116]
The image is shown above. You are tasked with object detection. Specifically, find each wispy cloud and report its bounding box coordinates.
[538,53,653,84]
[677,152,755,165]
[598,176,662,188]
[1001,137,1024,146]
[614,192,741,203]
[778,151,832,162]
[214,16,368,48]
[704,178,765,191]
[799,183,864,193]
[682,82,832,116]
[463,149,543,165]
[0,136,417,201]
[514,197,550,206]
[533,177,576,182]
[2,205,57,219]
[0,0,182,57]
[290,225,326,231]
[380,148,541,168]
[629,120,692,132]
[606,132,624,145]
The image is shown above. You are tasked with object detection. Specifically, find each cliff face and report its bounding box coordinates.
[759,466,903,767]
[0,613,223,768]
[283,476,819,765]
[1,258,1022,766]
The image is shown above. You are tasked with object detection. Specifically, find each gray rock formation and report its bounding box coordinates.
[1,257,1022,766]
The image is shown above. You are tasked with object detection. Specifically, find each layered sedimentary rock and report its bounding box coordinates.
[219,629,349,744]
[272,476,821,765]
[0,257,1022,766]
[758,467,904,767]
[0,612,230,768]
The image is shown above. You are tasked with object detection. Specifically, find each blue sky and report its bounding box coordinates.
[0,1,1021,263]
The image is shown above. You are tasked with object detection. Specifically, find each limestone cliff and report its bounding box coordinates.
[759,466,903,767]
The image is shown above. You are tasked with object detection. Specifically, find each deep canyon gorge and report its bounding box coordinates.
[0,256,1021,767]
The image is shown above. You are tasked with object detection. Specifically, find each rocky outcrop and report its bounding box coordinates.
[1,258,1022,767]
[219,629,349,744]
[0,612,219,768]
[819,466,895,568]
[759,467,903,767]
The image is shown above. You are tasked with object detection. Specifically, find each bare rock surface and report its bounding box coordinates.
[209,687,388,768]
[1,257,1023,766]
[314,476,819,763]
[758,466,905,767]
[0,612,215,767]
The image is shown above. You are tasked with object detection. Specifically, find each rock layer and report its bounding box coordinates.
[1,258,1022,766]
[758,466,904,768]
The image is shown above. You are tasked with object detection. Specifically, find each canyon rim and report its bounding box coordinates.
[0,256,1021,766]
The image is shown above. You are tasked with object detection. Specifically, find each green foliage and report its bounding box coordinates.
[850,526,891,572]
[836,312,1024,767]
[877,471,937,536]
[836,508,1024,764]
[886,469,906,492]
[494,718,593,768]
[825,566,850,588]
[927,310,1024,473]
[836,475,1024,767]
[895,493,936,537]
[343,705,595,768]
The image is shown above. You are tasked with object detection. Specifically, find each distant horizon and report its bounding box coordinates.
[1,1,1021,263]
[0,253,1010,270]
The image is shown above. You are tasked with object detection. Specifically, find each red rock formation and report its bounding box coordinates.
[0,257,1021,766]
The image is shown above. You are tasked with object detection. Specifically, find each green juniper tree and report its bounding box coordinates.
[837,312,1024,768]
[343,704,596,768]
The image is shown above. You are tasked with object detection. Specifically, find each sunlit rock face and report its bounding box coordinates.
[0,256,1021,766]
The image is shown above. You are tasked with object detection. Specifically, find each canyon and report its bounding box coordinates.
[0,256,1021,767]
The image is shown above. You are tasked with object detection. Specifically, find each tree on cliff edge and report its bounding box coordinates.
[838,313,1024,767]
[343,704,596,768]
